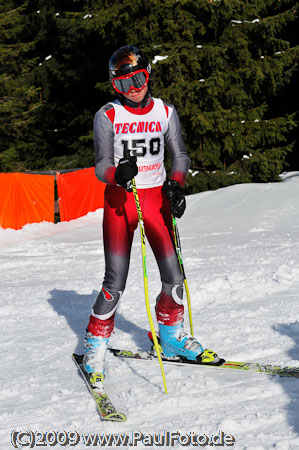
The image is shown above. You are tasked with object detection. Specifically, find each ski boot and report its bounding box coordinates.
[159,322,224,365]
[83,332,108,389]
[159,322,203,360]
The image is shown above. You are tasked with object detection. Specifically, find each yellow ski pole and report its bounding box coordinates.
[172,215,194,336]
[131,178,168,394]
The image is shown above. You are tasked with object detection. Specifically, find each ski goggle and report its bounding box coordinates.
[112,69,149,94]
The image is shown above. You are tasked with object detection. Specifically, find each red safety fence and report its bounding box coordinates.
[0,168,106,229]
[0,172,55,230]
[56,167,106,222]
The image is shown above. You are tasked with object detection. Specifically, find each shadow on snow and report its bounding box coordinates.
[47,288,149,356]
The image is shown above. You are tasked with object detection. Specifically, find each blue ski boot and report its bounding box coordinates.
[83,332,108,380]
[159,322,203,361]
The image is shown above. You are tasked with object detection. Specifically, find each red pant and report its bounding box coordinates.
[87,184,184,337]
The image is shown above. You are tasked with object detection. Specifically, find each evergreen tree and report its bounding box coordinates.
[0,0,298,190]
[72,0,299,191]
[0,0,43,171]
[142,0,299,192]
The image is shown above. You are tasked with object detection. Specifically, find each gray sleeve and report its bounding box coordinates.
[164,103,191,185]
[94,104,116,184]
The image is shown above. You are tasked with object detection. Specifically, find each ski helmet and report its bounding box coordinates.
[109,46,152,94]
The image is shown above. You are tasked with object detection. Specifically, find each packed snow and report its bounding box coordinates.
[1,173,299,449]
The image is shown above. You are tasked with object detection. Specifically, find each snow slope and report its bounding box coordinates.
[1,173,299,449]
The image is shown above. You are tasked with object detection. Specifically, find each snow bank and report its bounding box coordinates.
[1,175,299,449]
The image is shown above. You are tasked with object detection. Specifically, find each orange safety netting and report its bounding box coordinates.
[57,167,105,222]
[0,172,55,230]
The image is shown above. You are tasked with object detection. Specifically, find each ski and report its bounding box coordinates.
[72,354,127,422]
[108,347,299,378]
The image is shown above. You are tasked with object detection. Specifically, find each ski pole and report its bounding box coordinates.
[172,215,194,336]
[131,177,168,394]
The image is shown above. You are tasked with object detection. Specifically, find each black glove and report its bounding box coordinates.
[115,153,138,189]
[163,179,186,218]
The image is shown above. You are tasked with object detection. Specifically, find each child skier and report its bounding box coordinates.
[83,46,219,383]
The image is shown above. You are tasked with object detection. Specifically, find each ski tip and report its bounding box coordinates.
[101,412,127,422]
